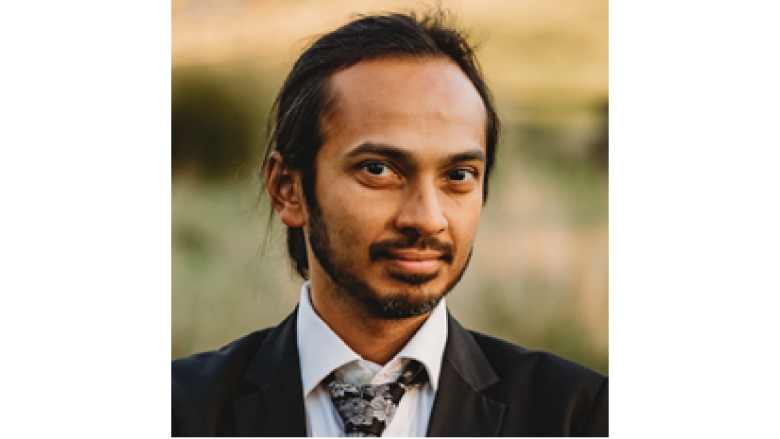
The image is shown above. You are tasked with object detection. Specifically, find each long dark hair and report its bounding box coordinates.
[260,9,500,279]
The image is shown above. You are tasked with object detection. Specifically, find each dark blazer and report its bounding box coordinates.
[172,309,608,436]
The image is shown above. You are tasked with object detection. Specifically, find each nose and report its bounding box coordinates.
[394,181,448,237]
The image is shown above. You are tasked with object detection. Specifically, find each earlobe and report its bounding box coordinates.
[265,152,306,228]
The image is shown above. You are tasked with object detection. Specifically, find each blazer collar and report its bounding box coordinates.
[426,313,506,436]
[232,308,308,437]
[228,308,506,437]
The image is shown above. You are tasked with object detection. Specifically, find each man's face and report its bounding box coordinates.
[304,57,487,319]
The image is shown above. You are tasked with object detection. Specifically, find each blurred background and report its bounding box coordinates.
[172,0,608,375]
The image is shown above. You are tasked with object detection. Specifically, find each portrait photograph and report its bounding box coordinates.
[4,0,777,437]
[171,0,608,435]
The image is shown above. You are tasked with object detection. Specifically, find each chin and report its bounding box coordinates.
[359,276,450,320]
[368,290,444,320]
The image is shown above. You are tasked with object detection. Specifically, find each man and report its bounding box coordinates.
[172,10,608,437]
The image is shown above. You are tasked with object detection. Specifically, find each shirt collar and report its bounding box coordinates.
[295,281,448,396]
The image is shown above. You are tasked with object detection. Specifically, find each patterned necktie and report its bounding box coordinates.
[324,359,429,437]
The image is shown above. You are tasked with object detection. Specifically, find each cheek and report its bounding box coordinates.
[318,180,397,243]
[321,172,396,213]
[447,195,483,236]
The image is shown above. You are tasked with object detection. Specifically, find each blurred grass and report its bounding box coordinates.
[172,178,300,358]
[171,0,608,376]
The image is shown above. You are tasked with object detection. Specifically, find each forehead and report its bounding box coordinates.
[320,57,487,158]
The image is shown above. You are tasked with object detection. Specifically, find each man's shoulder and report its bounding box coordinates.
[463,329,608,436]
[467,329,606,386]
[171,327,275,434]
[174,328,270,368]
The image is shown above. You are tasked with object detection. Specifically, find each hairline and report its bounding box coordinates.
[317,53,454,146]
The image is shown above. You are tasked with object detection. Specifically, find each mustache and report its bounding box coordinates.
[369,236,454,263]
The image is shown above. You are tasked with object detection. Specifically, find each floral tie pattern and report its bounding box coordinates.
[324,360,428,437]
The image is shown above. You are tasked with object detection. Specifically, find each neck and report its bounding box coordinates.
[308,280,432,365]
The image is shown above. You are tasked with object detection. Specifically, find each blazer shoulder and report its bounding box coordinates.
[467,330,608,436]
[173,328,273,390]
[171,328,273,435]
[468,329,605,385]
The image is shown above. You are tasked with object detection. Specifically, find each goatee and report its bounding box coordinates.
[306,203,470,319]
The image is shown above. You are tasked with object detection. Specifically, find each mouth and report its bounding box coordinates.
[369,238,454,281]
[384,251,445,274]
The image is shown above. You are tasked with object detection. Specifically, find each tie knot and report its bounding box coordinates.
[324,360,428,437]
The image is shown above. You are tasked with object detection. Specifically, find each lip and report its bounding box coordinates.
[384,251,443,273]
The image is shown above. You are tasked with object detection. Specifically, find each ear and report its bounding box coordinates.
[265,151,306,228]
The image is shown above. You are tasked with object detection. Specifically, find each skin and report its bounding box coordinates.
[267,57,487,364]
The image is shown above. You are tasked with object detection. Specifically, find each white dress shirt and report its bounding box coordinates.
[295,281,448,437]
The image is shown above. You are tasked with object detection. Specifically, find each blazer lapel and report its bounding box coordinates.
[232,309,308,437]
[227,309,507,436]
[426,314,506,437]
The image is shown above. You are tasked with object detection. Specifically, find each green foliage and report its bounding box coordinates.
[506,103,609,225]
[171,65,274,179]
[171,179,301,359]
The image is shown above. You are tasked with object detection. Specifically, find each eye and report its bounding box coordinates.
[362,161,395,178]
[448,168,476,182]
[365,162,388,175]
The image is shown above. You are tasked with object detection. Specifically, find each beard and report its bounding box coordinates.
[306,202,471,320]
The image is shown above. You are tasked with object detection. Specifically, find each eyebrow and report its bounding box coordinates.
[345,142,486,168]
